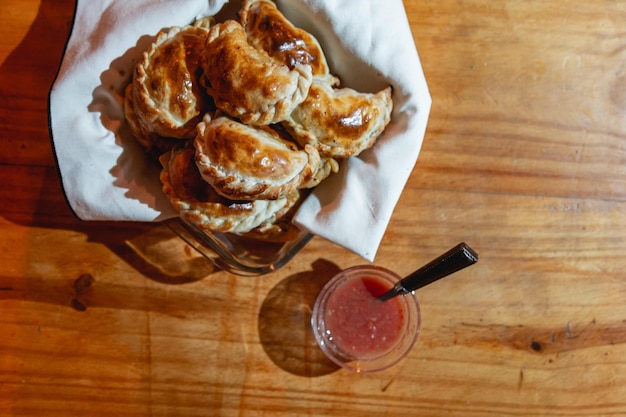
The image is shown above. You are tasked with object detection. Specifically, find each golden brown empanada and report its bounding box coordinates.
[194,115,321,201]
[239,0,339,86]
[160,143,293,233]
[127,18,214,149]
[282,79,393,158]
[201,20,313,125]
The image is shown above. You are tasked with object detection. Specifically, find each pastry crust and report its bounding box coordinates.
[282,79,393,158]
[123,84,181,156]
[194,115,321,201]
[201,20,313,125]
[300,156,340,189]
[241,187,305,242]
[159,143,291,233]
[128,18,214,146]
[239,0,339,85]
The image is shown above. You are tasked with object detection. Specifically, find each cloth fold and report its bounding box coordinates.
[49,0,431,261]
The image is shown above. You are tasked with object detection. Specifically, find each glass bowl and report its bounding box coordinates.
[166,218,313,276]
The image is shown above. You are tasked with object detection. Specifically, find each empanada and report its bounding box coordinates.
[123,85,180,156]
[194,115,321,201]
[301,157,339,189]
[282,79,393,158]
[127,18,214,149]
[201,20,312,125]
[241,188,305,242]
[239,0,339,85]
[160,143,292,233]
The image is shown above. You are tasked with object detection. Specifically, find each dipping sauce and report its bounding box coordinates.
[311,265,421,373]
[324,275,407,358]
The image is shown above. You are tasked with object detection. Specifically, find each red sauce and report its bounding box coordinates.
[324,276,406,357]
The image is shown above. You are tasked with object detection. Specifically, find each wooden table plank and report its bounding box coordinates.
[410,0,626,201]
[0,0,75,168]
[1,0,626,416]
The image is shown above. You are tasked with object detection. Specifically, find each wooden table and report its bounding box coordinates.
[2,0,625,415]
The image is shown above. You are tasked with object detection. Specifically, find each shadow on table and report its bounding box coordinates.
[0,0,219,285]
[258,259,342,377]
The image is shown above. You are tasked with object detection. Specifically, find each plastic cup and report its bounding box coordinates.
[311,265,421,373]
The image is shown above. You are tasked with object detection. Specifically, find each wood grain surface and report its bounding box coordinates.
[1,0,626,416]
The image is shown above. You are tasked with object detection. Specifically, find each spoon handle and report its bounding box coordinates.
[379,242,478,301]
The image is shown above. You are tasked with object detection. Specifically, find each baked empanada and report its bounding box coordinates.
[123,85,181,156]
[160,143,292,233]
[194,115,320,201]
[201,20,312,125]
[239,0,339,86]
[241,188,305,242]
[301,157,340,189]
[282,79,393,158]
[127,18,214,149]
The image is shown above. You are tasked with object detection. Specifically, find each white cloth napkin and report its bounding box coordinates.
[49,0,431,262]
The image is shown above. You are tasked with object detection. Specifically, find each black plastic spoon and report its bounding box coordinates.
[378,242,479,302]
